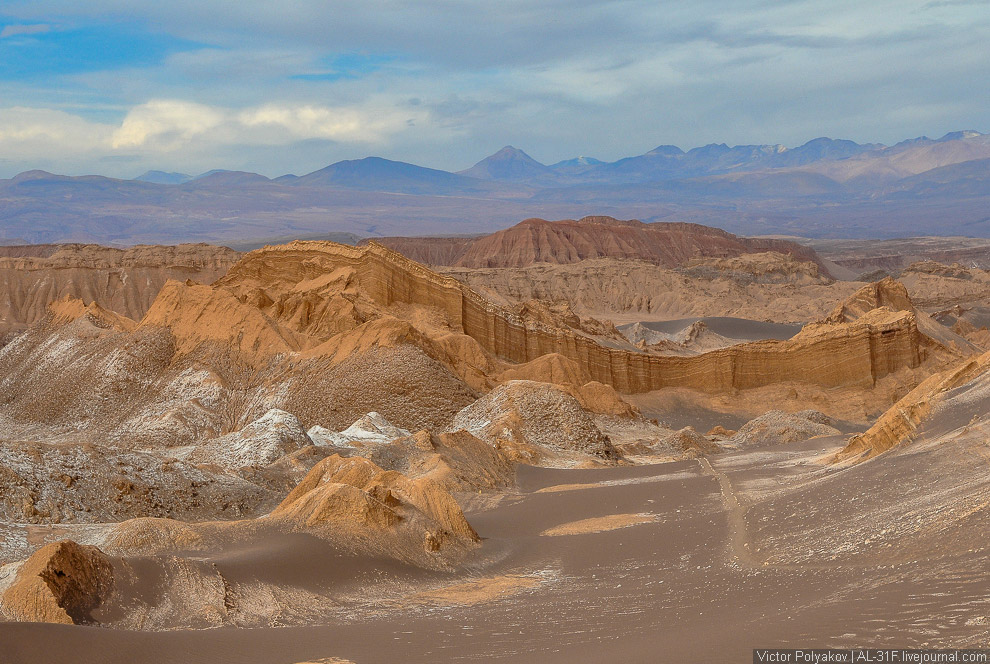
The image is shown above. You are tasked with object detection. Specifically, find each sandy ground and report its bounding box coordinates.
[3,433,990,663]
[621,317,803,341]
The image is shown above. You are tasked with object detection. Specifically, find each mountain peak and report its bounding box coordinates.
[10,170,57,182]
[459,146,550,181]
[494,145,530,156]
[550,155,605,169]
[937,130,984,142]
[134,170,193,185]
[645,145,685,157]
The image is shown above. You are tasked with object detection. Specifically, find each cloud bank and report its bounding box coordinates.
[0,0,987,177]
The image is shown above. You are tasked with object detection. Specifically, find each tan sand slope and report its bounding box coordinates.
[836,350,990,462]
[0,456,482,629]
[5,429,990,661]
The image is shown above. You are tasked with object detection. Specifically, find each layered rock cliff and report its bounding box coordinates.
[0,243,240,338]
[203,240,948,394]
[825,276,978,352]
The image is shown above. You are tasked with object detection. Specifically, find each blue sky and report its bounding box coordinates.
[0,22,197,83]
[0,0,988,178]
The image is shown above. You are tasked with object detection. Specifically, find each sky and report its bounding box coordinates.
[0,0,988,179]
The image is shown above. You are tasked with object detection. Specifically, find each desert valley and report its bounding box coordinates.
[1,214,990,661]
[3,2,990,659]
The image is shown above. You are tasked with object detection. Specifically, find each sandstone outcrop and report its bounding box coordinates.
[272,454,479,548]
[443,256,857,323]
[0,243,239,338]
[897,261,990,309]
[47,296,137,332]
[825,277,920,323]
[364,429,516,493]
[823,276,976,352]
[140,279,313,360]
[1,541,114,624]
[679,252,830,285]
[835,352,990,462]
[200,241,944,395]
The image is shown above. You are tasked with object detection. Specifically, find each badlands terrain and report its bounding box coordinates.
[2,216,990,662]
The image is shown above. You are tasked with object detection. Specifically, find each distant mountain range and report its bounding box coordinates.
[1,130,989,245]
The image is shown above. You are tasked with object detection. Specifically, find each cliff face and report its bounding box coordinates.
[209,241,944,394]
[825,277,978,352]
[0,243,240,337]
[371,216,829,274]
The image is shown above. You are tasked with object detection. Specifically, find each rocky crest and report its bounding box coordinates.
[183,241,948,394]
[370,216,829,273]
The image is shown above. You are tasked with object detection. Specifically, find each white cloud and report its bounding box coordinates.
[238,103,418,143]
[108,98,420,151]
[111,100,225,150]
[0,107,111,152]
[0,98,428,176]
[0,24,51,38]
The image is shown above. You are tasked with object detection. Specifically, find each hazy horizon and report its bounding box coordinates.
[4,128,985,182]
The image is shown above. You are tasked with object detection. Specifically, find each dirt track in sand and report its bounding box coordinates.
[698,456,759,568]
[3,435,990,664]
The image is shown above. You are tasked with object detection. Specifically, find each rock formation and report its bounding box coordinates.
[364,429,515,493]
[308,412,411,449]
[835,351,990,462]
[824,276,978,352]
[195,241,948,395]
[656,427,722,457]
[0,440,270,525]
[271,454,480,550]
[442,253,857,324]
[450,380,619,461]
[188,409,315,470]
[728,410,840,448]
[1,541,114,624]
[370,216,828,272]
[0,243,239,338]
